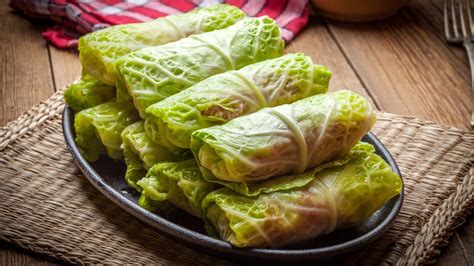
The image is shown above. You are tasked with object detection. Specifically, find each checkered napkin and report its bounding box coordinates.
[10,0,310,48]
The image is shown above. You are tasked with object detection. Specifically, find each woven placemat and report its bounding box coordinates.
[0,90,472,265]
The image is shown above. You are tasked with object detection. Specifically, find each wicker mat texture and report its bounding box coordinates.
[0,90,472,265]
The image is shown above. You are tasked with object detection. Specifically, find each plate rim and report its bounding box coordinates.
[62,105,404,260]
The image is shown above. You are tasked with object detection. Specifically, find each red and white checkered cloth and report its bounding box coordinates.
[10,0,310,49]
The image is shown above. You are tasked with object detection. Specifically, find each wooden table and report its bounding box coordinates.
[0,0,472,264]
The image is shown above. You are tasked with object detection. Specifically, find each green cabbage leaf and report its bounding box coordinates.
[121,121,186,190]
[191,90,376,183]
[205,154,351,197]
[115,16,285,116]
[74,99,140,162]
[137,160,219,217]
[137,192,172,212]
[79,4,245,85]
[64,75,115,112]
[145,53,331,152]
[201,142,403,248]
[122,145,148,192]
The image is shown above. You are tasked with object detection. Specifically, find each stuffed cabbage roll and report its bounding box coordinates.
[79,4,245,85]
[202,143,403,248]
[74,99,140,162]
[115,16,285,117]
[121,121,185,191]
[137,155,350,218]
[144,53,331,152]
[191,90,376,183]
[137,160,219,217]
[64,75,115,112]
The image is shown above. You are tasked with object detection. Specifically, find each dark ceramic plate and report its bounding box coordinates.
[62,106,403,262]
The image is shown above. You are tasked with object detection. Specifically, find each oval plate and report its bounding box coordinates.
[62,106,403,262]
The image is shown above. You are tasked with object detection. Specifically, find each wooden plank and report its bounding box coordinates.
[0,1,55,126]
[325,0,471,131]
[286,18,378,108]
[47,46,82,91]
[0,1,56,263]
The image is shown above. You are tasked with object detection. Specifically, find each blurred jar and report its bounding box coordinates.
[311,0,410,22]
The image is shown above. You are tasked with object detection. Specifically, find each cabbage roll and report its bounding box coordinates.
[202,143,402,248]
[136,155,350,218]
[137,160,219,217]
[79,4,245,85]
[121,121,187,190]
[191,90,376,183]
[64,75,115,112]
[74,99,140,162]
[115,16,285,117]
[145,53,331,152]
